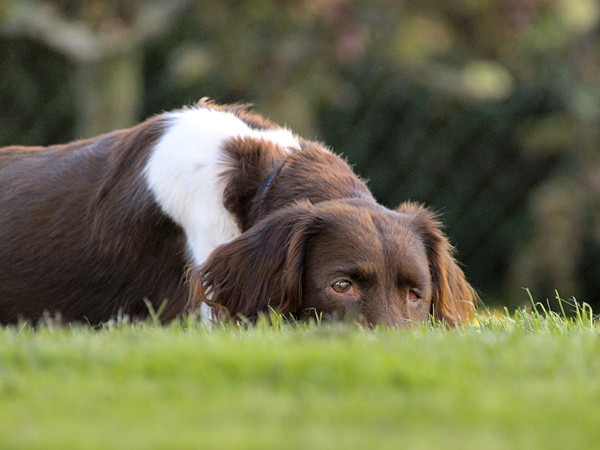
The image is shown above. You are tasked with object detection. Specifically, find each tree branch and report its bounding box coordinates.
[1,0,189,61]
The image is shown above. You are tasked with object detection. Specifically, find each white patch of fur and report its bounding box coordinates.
[144,106,299,268]
[199,302,214,328]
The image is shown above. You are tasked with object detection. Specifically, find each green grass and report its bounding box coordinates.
[1,297,600,450]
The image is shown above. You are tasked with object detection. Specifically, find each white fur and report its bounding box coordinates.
[144,106,299,267]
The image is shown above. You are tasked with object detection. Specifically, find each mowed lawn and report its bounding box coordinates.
[1,308,600,450]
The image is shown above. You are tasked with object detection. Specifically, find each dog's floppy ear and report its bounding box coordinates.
[188,201,317,321]
[397,202,478,326]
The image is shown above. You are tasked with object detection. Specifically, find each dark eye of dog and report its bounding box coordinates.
[332,280,353,294]
[408,289,420,302]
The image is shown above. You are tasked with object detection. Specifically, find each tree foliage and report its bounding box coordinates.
[1,0,599,308]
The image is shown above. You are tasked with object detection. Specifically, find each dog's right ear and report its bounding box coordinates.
[187,201,317,322]
[396,202,478,326]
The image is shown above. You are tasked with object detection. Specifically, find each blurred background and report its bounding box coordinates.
[1,0,599,311]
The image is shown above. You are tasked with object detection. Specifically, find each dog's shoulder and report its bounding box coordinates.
[145,103,302,264]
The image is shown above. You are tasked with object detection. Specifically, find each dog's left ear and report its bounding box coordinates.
[187,201,318,322]
[397,202,478,326]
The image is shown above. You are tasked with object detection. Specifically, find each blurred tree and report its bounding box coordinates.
[503,0,600,307]
[1,0,188,137]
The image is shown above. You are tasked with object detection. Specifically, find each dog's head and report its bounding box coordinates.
[188,199,476,327]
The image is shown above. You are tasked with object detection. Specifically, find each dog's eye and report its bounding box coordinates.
[332,280,353,294]
[408,290,420,302]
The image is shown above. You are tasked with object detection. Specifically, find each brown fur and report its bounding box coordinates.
[0,101,477,326]
[189,199,476,327]
[0,116,189,324]
[189,130,477,327]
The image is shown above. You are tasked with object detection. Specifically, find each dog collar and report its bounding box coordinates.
[256,150,302,213]
[257,170,278,198]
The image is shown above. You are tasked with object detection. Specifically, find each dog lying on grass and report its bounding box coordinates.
[0,99,477,327]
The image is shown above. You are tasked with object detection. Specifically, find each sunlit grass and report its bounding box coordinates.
[1,295,599,450]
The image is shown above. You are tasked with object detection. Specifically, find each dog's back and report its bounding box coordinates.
[0,103,300,325]
[0,119,190,324]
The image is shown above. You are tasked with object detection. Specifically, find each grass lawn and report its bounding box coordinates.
[1,303,599,450]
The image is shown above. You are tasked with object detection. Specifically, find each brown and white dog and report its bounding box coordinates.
[0,99,477,327]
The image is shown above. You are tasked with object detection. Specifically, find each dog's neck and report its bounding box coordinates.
[235,144,373,231]
[255,150,302,217]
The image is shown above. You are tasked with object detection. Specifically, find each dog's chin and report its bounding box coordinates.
[298,305,418,329]
[297,307,352,325]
